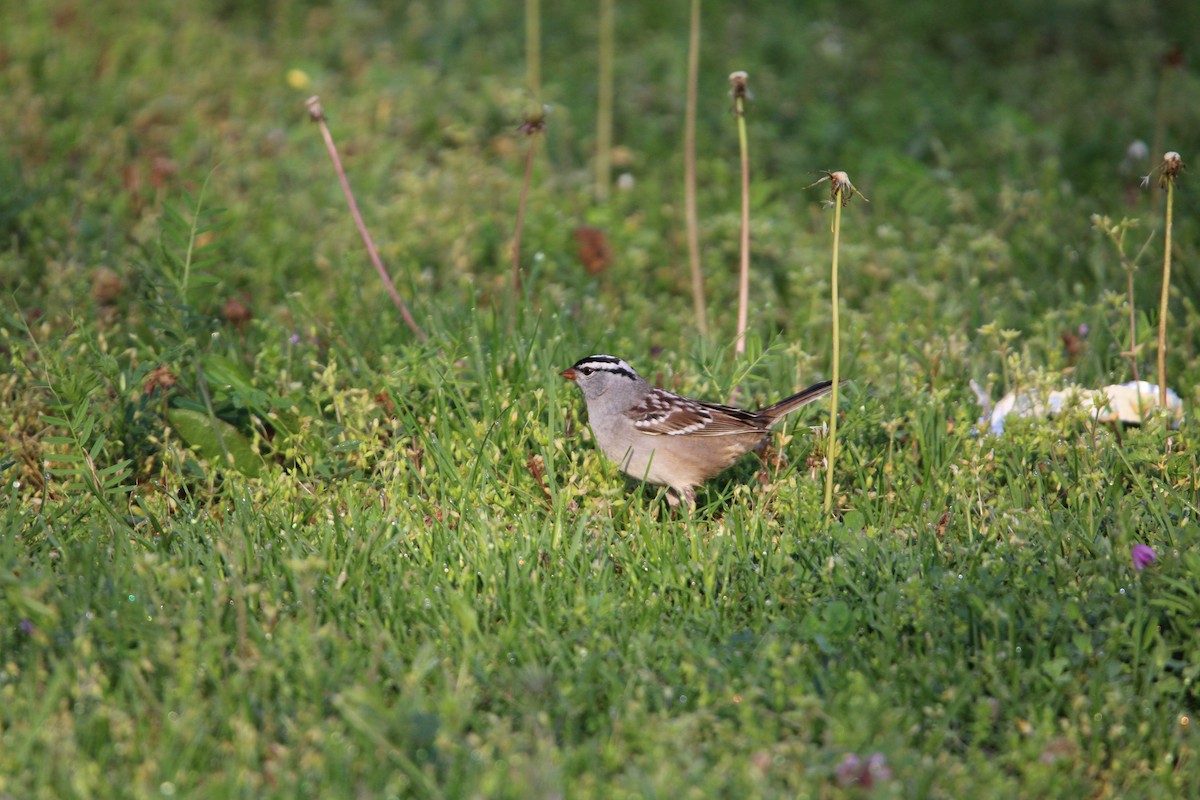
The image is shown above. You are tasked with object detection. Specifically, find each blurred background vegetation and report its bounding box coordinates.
[3,0,1197,352]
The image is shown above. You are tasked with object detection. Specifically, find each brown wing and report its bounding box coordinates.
[627,389,768,436]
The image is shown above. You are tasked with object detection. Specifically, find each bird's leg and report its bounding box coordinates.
[667,486,697,508]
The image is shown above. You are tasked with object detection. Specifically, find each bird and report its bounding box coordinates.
[560,355,835,505]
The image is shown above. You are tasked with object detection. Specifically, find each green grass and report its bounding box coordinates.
[3,1,1200,797]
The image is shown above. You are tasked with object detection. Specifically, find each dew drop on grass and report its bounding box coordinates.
[128,594,136,602]
[1119,588,1126,595]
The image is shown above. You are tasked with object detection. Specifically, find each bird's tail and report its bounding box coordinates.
[759,380,838,423]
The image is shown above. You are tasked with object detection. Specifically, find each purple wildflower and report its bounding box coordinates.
[866,752,893,783]
[1131,543,1157,571]
[836,752,892,788]
[835,753,861,786]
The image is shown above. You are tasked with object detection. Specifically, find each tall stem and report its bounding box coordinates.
[734,89,751,356]
[684,0,707,335]
[1157,178,1174,406]
[525,0,541,97]
[306,97,426,342]
[513,134,539,295]
[1127,268,1139,383]
[595,0,614,202]
[824,194,843,515]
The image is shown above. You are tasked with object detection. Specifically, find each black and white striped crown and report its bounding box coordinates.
[568,355,639,380]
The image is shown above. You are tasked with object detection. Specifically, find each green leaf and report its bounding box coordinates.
[1041,656,1069,680]
[97,461,131,477]
[167,408,263,478]
[88,434,107,462]
[203,354,273,409]
[202,354,254,392]
[44,452,86,464]
[77,412,96,446]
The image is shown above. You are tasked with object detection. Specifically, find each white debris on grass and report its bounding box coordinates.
[971,380,1184,435]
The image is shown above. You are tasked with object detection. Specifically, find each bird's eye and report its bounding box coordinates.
[579,367,593,376]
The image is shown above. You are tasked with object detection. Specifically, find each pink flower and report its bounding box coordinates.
[1131,543,1157,571]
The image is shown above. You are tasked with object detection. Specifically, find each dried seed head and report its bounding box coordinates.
[728,71,751,112]
[518,104,551,135]
[829,171,852,196]
[1161,151,1185,180]
[1145,151,1186,189]
[305,96,325,122]
[804,170,869,206]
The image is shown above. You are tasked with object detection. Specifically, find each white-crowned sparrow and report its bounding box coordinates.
[561,355,835,505]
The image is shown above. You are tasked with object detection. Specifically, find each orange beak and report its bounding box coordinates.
[560,368,578,381]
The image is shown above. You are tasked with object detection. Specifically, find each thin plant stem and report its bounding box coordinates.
[1132,571,1148,692]
[803,170,862,515]
[684,0,707,336]
[178,170,215,301]
[731,71,751,357]
[305,96,427,342]
[824,192,842,515]
[1127,267,1140,383]
[526,0,541,97]
[513,132,539,295]
[1096,216,1154,382]
[1157,176,1174,406]
[595,0,614,202]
